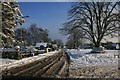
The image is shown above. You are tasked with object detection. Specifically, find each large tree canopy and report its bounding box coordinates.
[61,1,120,48]
[1,1,24,47]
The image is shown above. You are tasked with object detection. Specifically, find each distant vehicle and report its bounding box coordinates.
[28,46,38,52]
[21,46,37,56]
[21,47,28,53]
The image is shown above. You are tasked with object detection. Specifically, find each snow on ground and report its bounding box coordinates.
[66,49,119,69]
[0,51,59,70]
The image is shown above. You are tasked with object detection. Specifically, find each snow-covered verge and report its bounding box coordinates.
[66,49,119,69]
[66,49,119,78]
[0,51,59,70]
[69,64,119,78]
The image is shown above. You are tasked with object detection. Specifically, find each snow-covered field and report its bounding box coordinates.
[0,51,59,70]
[66,49,119,69]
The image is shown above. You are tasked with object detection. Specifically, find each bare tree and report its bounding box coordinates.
[60,26,85,49]
[28,23,49,45]
[14,28,29,46]
[60,7,86,49]
[62,2,120,50]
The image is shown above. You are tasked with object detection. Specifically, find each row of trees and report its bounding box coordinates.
[14,23,63,48]
[60,1,120,50]
[14,24,49,46]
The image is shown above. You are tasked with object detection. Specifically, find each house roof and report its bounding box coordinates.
[35,43,47,47]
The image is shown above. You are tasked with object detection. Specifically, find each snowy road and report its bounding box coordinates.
[66,49,119,69]
[2,51,70,78]
[1,51,59,70]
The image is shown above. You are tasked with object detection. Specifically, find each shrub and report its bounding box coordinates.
[14,51,22,60]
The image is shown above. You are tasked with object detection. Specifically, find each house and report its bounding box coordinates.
[35,43,47,50]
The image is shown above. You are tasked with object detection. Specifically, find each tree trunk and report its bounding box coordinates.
[73,34,76,49]
[91,41,105,53]
[94,42,100,47]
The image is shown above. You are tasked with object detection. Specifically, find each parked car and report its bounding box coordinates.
[21,47,35,57]
[1,46,22,60]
